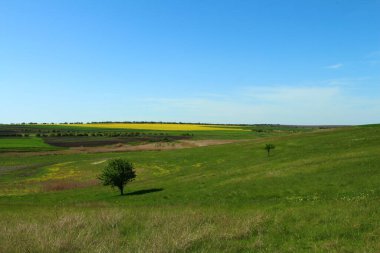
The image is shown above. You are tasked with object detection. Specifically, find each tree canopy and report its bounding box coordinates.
[98,159,136,195]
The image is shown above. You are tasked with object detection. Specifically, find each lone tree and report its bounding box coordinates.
[265,144,275,156]
[98,159,136,195]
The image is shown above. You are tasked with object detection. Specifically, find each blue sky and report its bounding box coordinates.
[1,0,379,124]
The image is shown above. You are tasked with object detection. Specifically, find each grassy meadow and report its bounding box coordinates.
[0,123,380,252]
[0,137,59,152]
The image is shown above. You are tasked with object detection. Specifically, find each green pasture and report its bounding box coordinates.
[0,137,59,152]
[0,125,380,252]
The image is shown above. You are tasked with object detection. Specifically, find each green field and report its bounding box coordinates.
[1,124,380,252]
[0,137,59,152]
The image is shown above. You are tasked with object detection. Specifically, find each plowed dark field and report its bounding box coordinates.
[43,136,191,147]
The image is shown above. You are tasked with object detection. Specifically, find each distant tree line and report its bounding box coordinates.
[0,129,194,138]
[35,131,168,137]
[11,121,288,126]
[0,133,30,137]
[32,131,194,138]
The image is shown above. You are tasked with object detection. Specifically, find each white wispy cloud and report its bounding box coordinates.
[366,51,380,65]
[326,63,343,69]
[367,50,380,58]
[324,77,372,87]
[138,84,380,125]
[243,86,340,102]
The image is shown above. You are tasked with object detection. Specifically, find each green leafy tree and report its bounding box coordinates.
[98,159,136,195]
[265,144,275,156]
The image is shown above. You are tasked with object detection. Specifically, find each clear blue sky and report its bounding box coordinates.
[1,0,379,124]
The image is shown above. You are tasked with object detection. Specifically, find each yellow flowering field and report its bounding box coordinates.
[65,123,245,131]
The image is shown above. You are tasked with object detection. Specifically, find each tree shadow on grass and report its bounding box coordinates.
[125,188,163,196]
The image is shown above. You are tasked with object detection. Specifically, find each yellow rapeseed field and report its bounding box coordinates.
[66,123,244,131]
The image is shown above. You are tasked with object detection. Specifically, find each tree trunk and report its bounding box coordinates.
[120,186,124,195]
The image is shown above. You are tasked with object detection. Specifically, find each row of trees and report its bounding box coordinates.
[34,132,193,138]
[19,122,84,125]
[17,121,275,126]
[1,131,194,138]
[36,132,155,137]
[0,133,30,137]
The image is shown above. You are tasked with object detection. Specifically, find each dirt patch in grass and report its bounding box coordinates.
[72,139,239,153]
[41,179,99,192]
[0,163,54,177]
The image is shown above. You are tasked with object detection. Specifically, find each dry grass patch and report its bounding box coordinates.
[41,179,99,192]
[0,209,126,253]
[0,208,268,253]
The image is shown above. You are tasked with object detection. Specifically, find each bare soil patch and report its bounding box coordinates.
[43,136,191,147]
[42,179,99,192]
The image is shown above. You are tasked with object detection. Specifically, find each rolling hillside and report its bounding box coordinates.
[0,125,379,252]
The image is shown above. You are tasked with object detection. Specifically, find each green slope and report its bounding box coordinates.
[0,137,60,152]
[0,125,380,252]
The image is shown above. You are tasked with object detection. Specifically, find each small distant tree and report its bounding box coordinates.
[98,159,136,195]
[265,144,275,156]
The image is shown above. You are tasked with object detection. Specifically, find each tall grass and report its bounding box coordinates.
[0,207,267,253]
[2,202,379,252]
